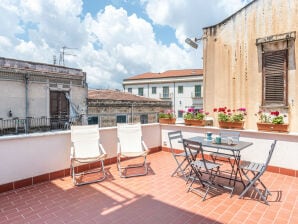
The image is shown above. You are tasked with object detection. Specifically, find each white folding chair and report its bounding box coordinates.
[239,140,277,205]
[70,125,107,186]
[117,123,149,178]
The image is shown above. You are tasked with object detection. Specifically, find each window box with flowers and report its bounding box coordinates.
[213,107,247,129]
[256,110,288,132]
[158,110,176,124]
[183,108,209,126]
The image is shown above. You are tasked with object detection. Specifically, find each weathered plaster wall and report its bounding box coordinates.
[203,0,298,132]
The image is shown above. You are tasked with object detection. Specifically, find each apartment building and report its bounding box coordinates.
[0,57,87,134]
[88,89,171,127]
[122,69,203,121]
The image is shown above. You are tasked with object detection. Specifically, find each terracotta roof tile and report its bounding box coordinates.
[124,69,203,81]
[88,89,162,102]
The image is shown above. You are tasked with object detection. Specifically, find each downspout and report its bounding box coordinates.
[173,82,176,114]
[25,73,29,133]
[131,103,134,123]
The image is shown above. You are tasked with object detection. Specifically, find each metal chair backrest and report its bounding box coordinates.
[264,140,277,169]
[219,131,240,142]
[168,131,183,153]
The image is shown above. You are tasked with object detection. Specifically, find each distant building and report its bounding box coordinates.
[0,57,87,134]
[88,89,172,127]
[202,0,298,131]
[122,69,203,122]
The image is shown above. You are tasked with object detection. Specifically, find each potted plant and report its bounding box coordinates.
[183,108,209,126]
[256,110,288,132]
[213,107,247,129]
[158,110,176,124]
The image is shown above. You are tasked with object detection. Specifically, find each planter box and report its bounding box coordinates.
[257,123,289,132]
[218,121,244,129]
[184,119,205,126]
[159,118,176,124]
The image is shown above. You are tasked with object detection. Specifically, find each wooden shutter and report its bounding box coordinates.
[262,50,287,105]
[50,91,69,118]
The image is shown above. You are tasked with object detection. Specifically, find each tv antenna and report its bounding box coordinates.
[59,46,77,66]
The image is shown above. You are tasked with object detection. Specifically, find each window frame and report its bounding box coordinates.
[262,49,288,106]
[127,88,132,93]
[138,87,144,96]
[178,86,183,94]
[194,85,201,97]
[162,86,169,98]
[151,86,157,94]
[116,115,127,123]
[140,114,148,124]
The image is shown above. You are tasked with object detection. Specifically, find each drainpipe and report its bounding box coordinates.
[25,73,29,133]
[131,103,134,123]
[173,82,176,114]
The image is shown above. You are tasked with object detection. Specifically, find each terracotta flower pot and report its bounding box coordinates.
[257,123,288,132]
[159,118,176,124]
[218,121,244,129]
[184,119,205,126]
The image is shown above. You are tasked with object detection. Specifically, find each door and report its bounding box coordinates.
[50,91,69,119]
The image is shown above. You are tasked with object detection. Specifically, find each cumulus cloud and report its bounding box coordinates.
[142,0,252,44]
[0,0,252,89]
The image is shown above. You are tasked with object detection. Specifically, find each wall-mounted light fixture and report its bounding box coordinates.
[185,37,203,49]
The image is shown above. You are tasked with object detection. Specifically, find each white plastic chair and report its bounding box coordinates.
[117,123,149,178]
[70,125,107,186]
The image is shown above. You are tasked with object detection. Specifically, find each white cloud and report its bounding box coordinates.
[142,0,252,44]
[0,0,252,89]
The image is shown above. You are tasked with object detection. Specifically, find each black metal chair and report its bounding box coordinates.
[239,140,277,205]
[183,139,233,201]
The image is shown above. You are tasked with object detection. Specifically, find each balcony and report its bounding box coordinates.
[159,93,173,100]
[191,92,203,99]
[1,124,298,223]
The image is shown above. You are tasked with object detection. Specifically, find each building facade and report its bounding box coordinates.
[0,57,87,134]
[122,69,204,121]
[202,0,298,132]
[88,89,172,127]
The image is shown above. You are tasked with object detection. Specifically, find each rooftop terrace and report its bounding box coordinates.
[1,124,298,223]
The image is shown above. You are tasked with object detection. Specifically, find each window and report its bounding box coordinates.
[194,85,201,97]
[116,115,127,123]
[163,86,169,98]
[140,114,148,124]
[152,87,156,94]
[262,50,288,106]
[88,116,98,125]
[138,88,144,96]
[178,110,183,118]
[178,86,183,94]
[50,91,69,118]
[128,88,132,93]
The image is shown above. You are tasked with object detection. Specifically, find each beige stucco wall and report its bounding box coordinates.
[203,0,298,132]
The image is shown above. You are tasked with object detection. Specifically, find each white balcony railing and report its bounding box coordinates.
[1,123,298,186]
[159,93,173,99]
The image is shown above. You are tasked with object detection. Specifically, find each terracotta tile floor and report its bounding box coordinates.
[0,151,298,224]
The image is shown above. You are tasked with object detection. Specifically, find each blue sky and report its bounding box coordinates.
[0,0,252,89]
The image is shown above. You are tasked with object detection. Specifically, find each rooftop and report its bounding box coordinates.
[88,89,163,102]
[0,151,297,224]
[124,69,203,81]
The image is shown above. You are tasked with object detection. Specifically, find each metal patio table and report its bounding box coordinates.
[183,136,253,188]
